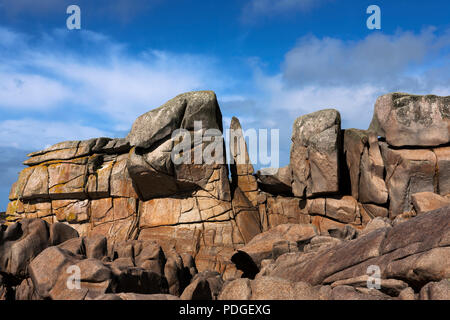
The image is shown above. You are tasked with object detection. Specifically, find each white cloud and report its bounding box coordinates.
[256,75,384,129]
[0,27,222,132]
[0,73,73,109]
[250,28,450,134]
[0,119,112,150]
[0,25,449,171]
[282,28,450,87]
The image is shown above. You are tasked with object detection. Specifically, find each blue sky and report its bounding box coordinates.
[0,0,449,210]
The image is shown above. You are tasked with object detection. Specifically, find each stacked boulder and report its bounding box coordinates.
[6,91,262,279]
[367,93,450,218]
[2,90,450,300]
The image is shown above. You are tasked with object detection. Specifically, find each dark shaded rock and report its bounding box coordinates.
[84,234,107,260]
[112,267,169,295]
[231,224,318,275]
[15,277,42,300]
[256,166,292,196]
[380,142,436,218]
[231,187,262,244]
[180,271,223,300]
[0,219,50,277]
[57,237,85,255]
[49,222,79,246]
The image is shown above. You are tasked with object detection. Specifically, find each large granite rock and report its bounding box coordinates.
[256,166,292,196]
[411,192,450,215]
[4,90,450,300]
[0,219,78,278]
[218,276,393,300]
[258,207,449,292]
[126,91,222,149]
[380,143,437,218]
[433,146,450,196]
[5,92,252,277]
[369,93,450,147]
[126,91,230,201]
[343,129,388,204]
[0,232,196,300]
[290,109,341,198]
[229,117,259,206]
[231,224,318,276]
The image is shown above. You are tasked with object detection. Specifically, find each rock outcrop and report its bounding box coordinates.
[254,207,449,293]
[0,219,195,300]
[290,109,341,198]
[2,90,449,300]
[369,93,450,147]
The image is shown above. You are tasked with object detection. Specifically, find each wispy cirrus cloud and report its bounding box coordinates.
[0,26,224,144]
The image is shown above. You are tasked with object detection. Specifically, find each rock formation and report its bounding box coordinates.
[1,91,449,300]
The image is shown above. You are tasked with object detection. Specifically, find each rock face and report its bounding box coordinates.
[290,109,341,198]
[5,92,252,280]
[380,143,437,218]
[0,220,196,300]
[256,166,292,196]
[259,207,449,292]
[126,91,230,201]
[3,90,450,300]
[369,93,450,147]
[231,224,318,277]
[229,117,259,206]
[411,192,450,215]
[344,129,388,205]
[0,219,78,278]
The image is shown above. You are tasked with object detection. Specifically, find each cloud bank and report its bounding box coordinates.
[0,24,449,210]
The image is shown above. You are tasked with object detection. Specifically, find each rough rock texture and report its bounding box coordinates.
[259,207,449,294]
[256,166,292,196]
[229,117,259,206]
[3,90,450,300]
[180,271,223,300]
[411,192,450,215]
[127,91,230,202]
[0,219,78,278]
[4,92,258,279]
[290,109,341,198]
[0,222,197,300]
[369,93,450,147]
[419,280,450,300]
[344,129,388,204]
[380,143,437,218]
[231,224,318,275]
[218,276,393,300]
